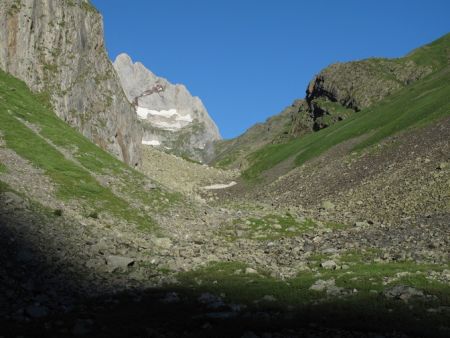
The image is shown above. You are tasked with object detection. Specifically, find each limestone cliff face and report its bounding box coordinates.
[0,0,141,166]
[113,53,221,163]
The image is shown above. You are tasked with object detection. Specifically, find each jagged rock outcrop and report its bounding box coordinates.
[113,53,221,163]
[0,0,141,166]
[298,58,433,131]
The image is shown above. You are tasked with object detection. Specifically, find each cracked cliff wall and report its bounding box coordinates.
[0,0,142,166]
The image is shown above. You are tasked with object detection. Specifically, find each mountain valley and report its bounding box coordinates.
[0,1,449,337]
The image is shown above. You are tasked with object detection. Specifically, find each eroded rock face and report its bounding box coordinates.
[0,0,142,166]
[113,53,221,163]
[301,58,433,130]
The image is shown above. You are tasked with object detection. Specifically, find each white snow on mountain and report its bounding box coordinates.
[142,139,161,146]
[113,53,221,161]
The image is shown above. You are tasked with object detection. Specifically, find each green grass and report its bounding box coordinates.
[408,33,450,69]
[178,260,449,305]
[215,157,233,168]
[224,214,316,241]
[0,69,180,231]
[0,162,7,173]
[243,62,450,180]
[313,99,354,128]
[177,258,450,336]
[0,179,11,192]
[242,34,450,180]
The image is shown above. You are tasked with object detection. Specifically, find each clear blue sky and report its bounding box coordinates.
[91,0,450,139]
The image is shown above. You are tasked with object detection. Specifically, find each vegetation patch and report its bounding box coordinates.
[223,214,316,241]
[0,162,7,174]
[0,70,178,231]
[312,97,354,127]
[7,0,22,16]
[214,154,236,168]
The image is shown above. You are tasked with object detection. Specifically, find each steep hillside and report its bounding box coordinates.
[302,54,433,131]
[292,32,448,133]
[240,33,450,180]
[0,69,175,230]
[214,34,449,172]
[114,53,221,162]
[212,100,302,169]
[0,0,141,165]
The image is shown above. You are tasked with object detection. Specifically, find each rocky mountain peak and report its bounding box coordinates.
[113,53,221,162]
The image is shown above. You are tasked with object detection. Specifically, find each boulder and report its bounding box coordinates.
[105,255,135,272]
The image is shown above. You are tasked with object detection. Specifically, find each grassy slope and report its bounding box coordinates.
[0,69,178,230]
[243,34,450,180]
[212,104,295,168]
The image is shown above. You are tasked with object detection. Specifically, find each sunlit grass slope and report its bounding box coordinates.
[243,34,450,180]
[0,69,179,230]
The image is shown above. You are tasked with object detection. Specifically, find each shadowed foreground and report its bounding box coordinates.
[1,203,449,338]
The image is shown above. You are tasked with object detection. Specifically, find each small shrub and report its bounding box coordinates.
[88,211,99,219]
[53,209,63,216]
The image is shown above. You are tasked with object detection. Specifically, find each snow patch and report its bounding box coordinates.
[142,139,161,146]
[202,181,237,190]
[136,106,193,131]
[137,107,178,119]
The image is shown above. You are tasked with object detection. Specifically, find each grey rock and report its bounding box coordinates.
[16,249,34,263]
[241,331,259,338]
[0,0,142,166]
[261,295,277,302]
[161,292,180,304]
[309,278,347,296]
[320,260,337,270]
[198,293,225,309]
[105,255,135,272]
[437,162,448,170]
[309,279,336,292]
[72,319,94,336]
[384,285,424,302]
[321,200,335,211]
[144,183,157,190]
[85,258,104,269]
[245,267,258,274]
[153,237,172,250]
[2,191,24,206]
[205,311,238,319]
[26,304,48,318]
[114,53,221,162]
